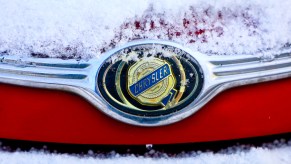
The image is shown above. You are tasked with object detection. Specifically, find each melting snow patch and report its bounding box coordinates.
[0,0,290,59]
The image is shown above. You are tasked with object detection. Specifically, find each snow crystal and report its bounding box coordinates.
[0,0,290,59]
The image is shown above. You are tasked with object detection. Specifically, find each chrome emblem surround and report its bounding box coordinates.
[97,44,204,117]
[0,40,290,126]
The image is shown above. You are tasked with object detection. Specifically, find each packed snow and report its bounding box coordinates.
[0,139,290,164]
[0,0,290,59]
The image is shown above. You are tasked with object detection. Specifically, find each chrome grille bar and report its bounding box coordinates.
[0,55,97,89]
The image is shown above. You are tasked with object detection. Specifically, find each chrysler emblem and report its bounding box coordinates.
[97,44,203,116]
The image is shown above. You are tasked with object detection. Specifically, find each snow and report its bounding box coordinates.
[0,139,290,164]
[0,0,290,59]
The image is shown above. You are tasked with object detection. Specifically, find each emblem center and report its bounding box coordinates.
[127,58,176,107]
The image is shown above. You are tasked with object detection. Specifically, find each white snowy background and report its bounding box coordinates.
[1,0,291,58]
[0,0,291,163]
[0,139,290,164]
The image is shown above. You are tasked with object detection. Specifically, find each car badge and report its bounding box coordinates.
[97,44,203,117]
[0,40,290,126]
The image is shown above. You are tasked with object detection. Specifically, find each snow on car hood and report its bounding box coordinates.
[0,0,290,59]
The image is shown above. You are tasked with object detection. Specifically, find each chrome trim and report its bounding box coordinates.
[0,40,290,126]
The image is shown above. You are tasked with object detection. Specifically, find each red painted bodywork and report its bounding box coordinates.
[0,78,290,145]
